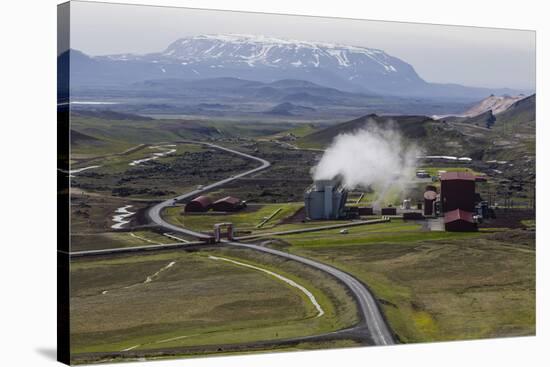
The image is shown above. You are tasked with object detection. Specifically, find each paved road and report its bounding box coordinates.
[225,240,394,345]
[145,141,395,346]
[146,142,271,240]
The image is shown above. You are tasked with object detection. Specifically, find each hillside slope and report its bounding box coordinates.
[463,94,527,116]
[494,94,536,126]
[297,114,484,158]
[298,93,535,161]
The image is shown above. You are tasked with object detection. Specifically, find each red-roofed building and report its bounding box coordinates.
[184,195,213,213]
[212,196,246,212]
[444,209,477,231]
[440,172,476,212]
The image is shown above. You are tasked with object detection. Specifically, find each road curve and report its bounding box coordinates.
[146,141,395,346]
[225,241,393,345]
[146,142,270,239]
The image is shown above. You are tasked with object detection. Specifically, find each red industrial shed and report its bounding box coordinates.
[440,172,476,213]
[381,207,397,215]
[358,207,374,216]
[444,209,477,232]
[212,196,246,212]
[184,195,213,213]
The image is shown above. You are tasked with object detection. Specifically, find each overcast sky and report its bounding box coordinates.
[70,1,536,90]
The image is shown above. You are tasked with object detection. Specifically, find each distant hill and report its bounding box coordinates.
[297,113,488,158]
[70,129,103,145]
[298,114,432,148]
[72,109,153,121]
[69,112,294,146]
[128,77,376,102]
[93,76,472,117]
[446,94,536,162]
[264,102,316,116]
[462,94,528,117]
[443,94,535,129]
[298,94,536,165]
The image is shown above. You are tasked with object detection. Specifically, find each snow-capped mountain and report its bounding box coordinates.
[88,34,421,94]
[155,34,407,75]
[68,34,527,99]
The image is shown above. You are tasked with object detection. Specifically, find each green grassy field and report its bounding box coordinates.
[72,143,205,174]
[268,124,320,140]
[275,220,481,247]
[71,142,258,200]
[183,202,535,344]
[162,202,396,238]
[162,203,303,233]
[70,248,358,359]
[417,166,483,177]
[350,187,412,207]
[281,229,535,343]
[71,114,298,156]
[70,230,188,252]
[200,203,535,343]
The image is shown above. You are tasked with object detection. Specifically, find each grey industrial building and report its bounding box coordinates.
[304,177,348,220]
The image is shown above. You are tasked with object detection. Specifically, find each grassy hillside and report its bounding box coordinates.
[70,248,358,360]
[297,114,484,158]
[481,94,536,161]
[298,114,430,147]
[288,229,535,343]
[494,94,536,127]
[70,112,299,156]
[298,94,535,160]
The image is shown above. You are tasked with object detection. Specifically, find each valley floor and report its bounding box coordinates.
[67,113,536,363]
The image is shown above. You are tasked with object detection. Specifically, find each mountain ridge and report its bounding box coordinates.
[65,34,529,100]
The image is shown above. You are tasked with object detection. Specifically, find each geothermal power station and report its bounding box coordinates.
[181,162,491,244]
[300,170,486,231]
[178,126,497,243]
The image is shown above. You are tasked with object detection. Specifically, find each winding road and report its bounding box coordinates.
[146,141,271,240]
[145,141,395,346]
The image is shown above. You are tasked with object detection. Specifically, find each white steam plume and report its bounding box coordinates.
[312,122,422,207]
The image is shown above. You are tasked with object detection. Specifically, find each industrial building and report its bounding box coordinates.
[184,195,213,213]
[439,172,480,231]
[444,209,477,231]
[304,177,348,220]
[440,172,476,212]
[212,196,246,212]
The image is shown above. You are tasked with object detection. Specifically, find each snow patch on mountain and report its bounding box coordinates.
[154,34,399,74]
